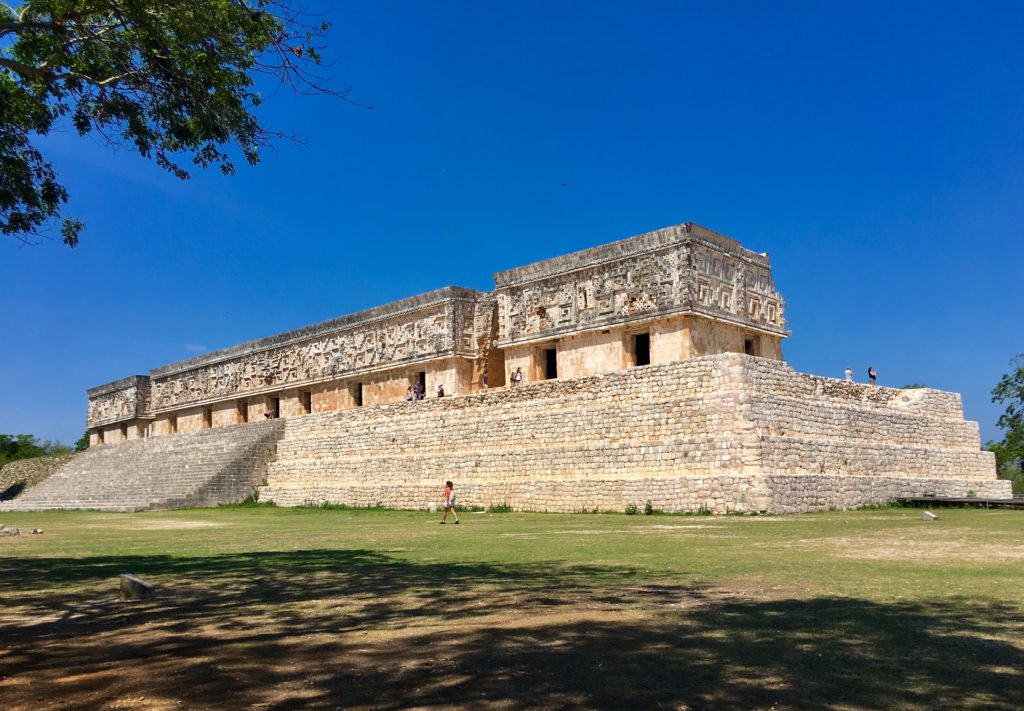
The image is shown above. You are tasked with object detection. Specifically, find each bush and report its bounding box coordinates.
[624,502,639,515]
[487,502,513,513]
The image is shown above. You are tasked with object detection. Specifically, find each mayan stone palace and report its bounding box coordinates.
[4,222,1010,513]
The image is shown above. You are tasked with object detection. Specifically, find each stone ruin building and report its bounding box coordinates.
[2,222,1009,513]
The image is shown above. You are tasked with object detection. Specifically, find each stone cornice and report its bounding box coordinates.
[493,222,771,289]
[87,375,150,398]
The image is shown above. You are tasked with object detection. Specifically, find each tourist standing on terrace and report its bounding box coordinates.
[406,386,414,402]
[437,384,445,398]
[440,481,459,524]
[511,367,523,387]
[868,366,877,386]
[844,367,854,382]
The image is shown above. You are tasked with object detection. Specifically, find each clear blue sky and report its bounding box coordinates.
[2,1,1022,445]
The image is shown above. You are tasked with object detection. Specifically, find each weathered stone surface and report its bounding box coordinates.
[0,420,284,512]
[0,454,74,501]
[258,354,1007,514]
[86,375,151,429]
[494,222,786,348]
[120,574,155,601]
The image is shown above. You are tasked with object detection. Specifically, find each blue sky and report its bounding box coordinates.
[2,1,1022,445]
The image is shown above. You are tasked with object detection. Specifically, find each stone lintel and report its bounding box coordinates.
[495,310,789,349]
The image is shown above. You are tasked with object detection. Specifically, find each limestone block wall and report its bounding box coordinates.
[261,353,1007,512]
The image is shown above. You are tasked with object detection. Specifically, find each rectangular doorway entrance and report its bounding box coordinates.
[633,333,651,366]
[544,348,558,380]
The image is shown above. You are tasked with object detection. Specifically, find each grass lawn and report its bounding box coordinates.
[1,506,1022,710]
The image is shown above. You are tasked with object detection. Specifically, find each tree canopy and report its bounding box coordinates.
[0,433,72,466]
[988,354,1024,494]
[1,0,362,246]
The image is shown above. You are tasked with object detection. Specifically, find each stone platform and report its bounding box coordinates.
[259,354,1007,513]
[4,355,1008,514]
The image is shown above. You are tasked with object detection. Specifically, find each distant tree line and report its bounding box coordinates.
[988,354,1024,495]
[0,432,86,467]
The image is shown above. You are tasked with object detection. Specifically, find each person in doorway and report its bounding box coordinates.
[264,410,273,419]
[437,383,445,398]
[413,382,423,401]
[844,367,854,382]
[406,386,414,402]
[440,480,459,524]
[512,367,523,387]
[868,366,877,386]
[481,371,489,392]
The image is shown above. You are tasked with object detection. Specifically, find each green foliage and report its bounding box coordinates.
[0,1,364,246]
[223,488,276,507]
[73,431,90,452]
[487,503,513,513]
[987,354,1024,495]
[643,500,662,515]
[902,383,928,389]
[624,502,639,515]
[0,433,72,466]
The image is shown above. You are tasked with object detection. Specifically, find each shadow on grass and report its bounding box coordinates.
[1,550,1022,710]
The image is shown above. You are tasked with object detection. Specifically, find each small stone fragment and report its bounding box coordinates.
[120,573,156,601]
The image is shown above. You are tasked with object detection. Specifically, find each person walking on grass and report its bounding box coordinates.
[440,480,459,524]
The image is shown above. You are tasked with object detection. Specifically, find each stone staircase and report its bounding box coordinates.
[0,420,285,512]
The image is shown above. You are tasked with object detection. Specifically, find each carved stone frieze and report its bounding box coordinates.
[86,376,151,428]
[690,243,786,330]
[150,304,462,411]
[494,229,786,346]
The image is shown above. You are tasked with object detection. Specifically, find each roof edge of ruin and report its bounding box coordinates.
[492,222,770,288]
[87,374,150,398]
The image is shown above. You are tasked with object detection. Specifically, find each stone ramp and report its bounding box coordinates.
[0,420,285,512]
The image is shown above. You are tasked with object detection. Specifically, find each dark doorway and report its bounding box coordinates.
[744,338,757,356]
[202,407,212,429]
[544,348,558,380]
[634,333,651,366]
[301,391,312,415]
[238,401,248,424]
[353,383,363,407]
[271,397,281,418]
[169,415,177,434]
[418,371,426,396]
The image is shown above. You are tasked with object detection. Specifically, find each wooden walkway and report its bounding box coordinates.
[897,496,1024,510]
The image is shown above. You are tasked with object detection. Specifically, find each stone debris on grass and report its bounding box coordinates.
[923,511,938,521]
[120,574,156,601]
